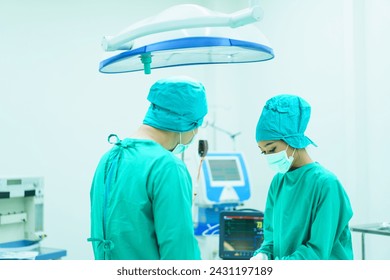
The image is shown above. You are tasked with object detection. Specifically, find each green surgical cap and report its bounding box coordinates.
[255,94,317,148]
[143,76,208,132]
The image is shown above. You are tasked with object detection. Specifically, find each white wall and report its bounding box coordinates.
[359,0,390,259]
[1,0,389,260]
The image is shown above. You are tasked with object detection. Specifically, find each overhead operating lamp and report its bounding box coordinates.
[99,2,274,74]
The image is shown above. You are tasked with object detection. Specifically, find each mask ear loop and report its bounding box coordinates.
[286,145,296,157]
[178,133,184,161]
[191,130,196,143]
[286,145,297,165]
[291,148,296,158]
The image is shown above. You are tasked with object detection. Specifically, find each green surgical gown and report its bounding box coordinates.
[255,162,353,260]
[89,138,201,260]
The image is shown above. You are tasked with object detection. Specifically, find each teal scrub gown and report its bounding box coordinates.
[255,162,353,260]
[89,138,201,260]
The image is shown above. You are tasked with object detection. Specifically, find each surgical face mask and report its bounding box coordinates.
[265,145,296,174]
[171,131,196,154]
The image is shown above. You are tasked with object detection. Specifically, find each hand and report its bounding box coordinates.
[250,253,268,260]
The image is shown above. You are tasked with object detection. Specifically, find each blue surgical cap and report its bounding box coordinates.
[255,94,317,148]
[143,76,208,132]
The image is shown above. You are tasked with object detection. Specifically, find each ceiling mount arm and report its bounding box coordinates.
[102,5,263,52]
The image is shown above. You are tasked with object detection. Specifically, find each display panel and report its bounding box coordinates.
[219,211,264,260]
[199,152,251,204]
[208,159,241,181]
[204,155,245,188]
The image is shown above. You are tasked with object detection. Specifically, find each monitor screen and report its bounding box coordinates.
[208,159,241,181]
[219,211,264,260]
[200,153,250,204]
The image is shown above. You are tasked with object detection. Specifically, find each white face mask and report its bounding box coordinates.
[171,131,195,154]
[265,145,296,174]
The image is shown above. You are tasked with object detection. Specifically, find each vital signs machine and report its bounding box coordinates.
[197,152,251,205]
[193,152,252,259]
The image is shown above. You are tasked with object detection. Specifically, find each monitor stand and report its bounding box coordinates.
[218,185,239,203]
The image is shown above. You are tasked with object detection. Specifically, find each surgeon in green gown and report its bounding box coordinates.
[251,94,353,260]
[88,76,207,260]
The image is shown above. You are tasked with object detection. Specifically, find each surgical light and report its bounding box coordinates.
[99,3,274,74]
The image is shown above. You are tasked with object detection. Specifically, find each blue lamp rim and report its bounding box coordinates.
[99,36,274,74]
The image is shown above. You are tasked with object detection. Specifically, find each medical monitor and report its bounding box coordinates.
[219,210,264,260]
[200,152,250,204]
[207,157,243,186]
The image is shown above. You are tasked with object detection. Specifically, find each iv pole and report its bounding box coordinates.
[205,121,241,151]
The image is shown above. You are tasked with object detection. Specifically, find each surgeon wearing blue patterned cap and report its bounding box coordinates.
[251,94,354,260]
[89,76,207,260]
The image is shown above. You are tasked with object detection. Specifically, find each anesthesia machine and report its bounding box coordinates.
[0,177,67,259]
[192,150,259,259]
